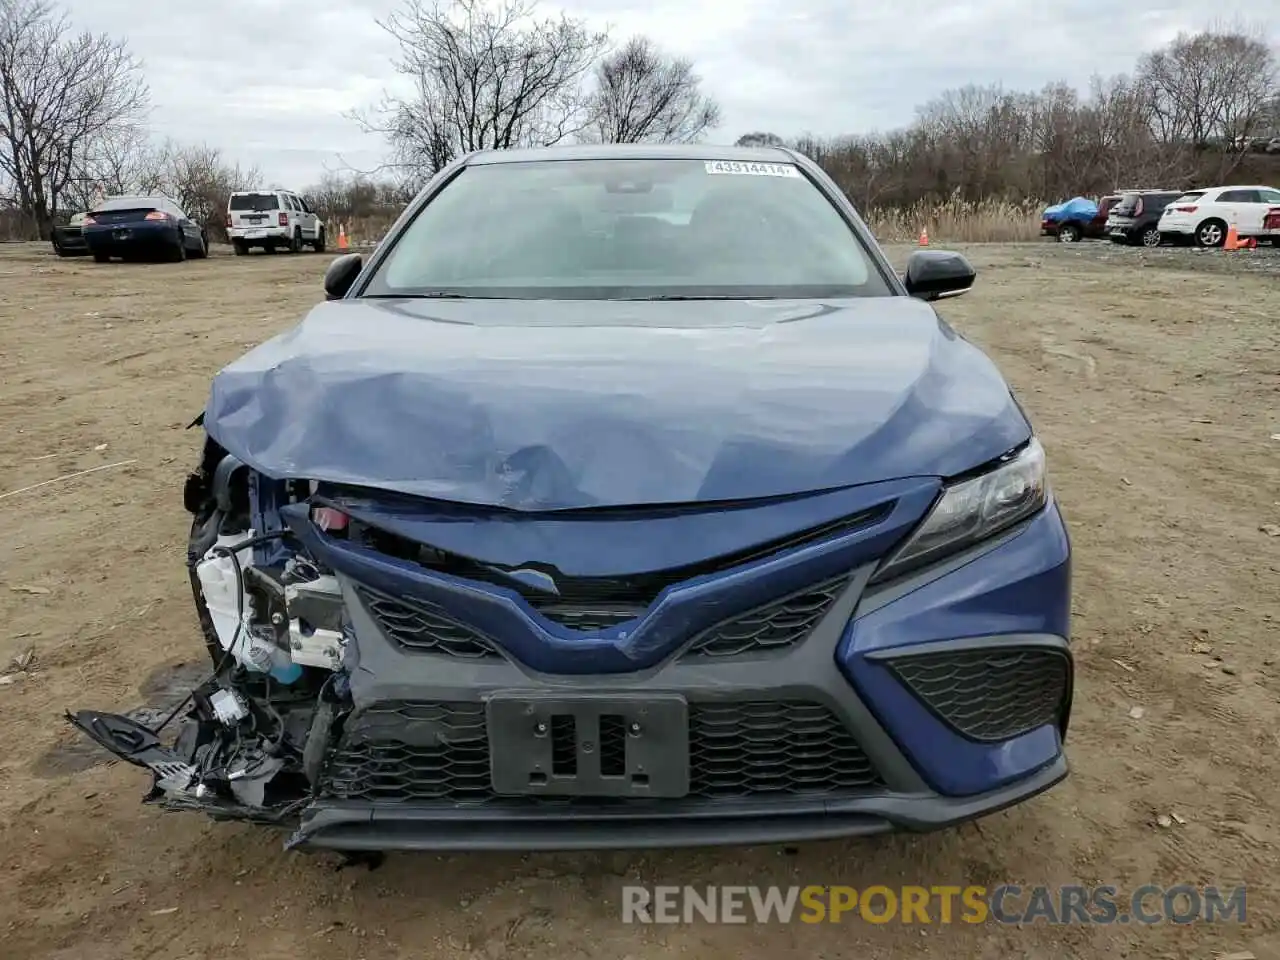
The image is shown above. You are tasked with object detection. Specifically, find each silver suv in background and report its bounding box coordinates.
[226,190,326,255]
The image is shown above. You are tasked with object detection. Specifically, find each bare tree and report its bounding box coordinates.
[352,0,608,179]
[150,140,259,239]
[0,0,147,237]
[585,36,719,144]
[61,125,161,212]
[1137,29,1276,178]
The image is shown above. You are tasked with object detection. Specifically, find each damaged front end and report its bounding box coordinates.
[70,434,352,836]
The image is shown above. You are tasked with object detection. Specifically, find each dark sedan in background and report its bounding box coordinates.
[51,212,90,257]
[1105,190,1182,247]
[83,196,208,263]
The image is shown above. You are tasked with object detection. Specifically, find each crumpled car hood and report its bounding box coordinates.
[203,296,1030,510]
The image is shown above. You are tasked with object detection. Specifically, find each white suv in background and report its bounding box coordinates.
[1157,185,1280,247]
[226,190,326,255]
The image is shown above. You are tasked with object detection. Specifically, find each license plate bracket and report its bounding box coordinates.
[487,692,689,798]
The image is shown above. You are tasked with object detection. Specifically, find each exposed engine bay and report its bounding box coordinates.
[70,435,356,835]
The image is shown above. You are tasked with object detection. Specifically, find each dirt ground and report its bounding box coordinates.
[1,239,1277,960]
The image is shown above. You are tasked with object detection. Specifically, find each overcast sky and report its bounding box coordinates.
[64,0,1277,188]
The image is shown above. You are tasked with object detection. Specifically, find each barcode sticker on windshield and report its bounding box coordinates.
[704,160,800,177]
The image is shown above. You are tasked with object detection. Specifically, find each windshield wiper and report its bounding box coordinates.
[363,291,475,300]
[613,295,744,301]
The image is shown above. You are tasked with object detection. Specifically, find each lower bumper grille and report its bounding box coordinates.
[320,699,885,804]
[884,646,1071,742]
[357,588,503,660]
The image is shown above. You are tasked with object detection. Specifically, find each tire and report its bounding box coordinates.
[288,228,303,253]
[53,243,70,258]
[1195,219,1226,248]
[312,226,326,253]
[1057,222,1082,243]
[93,251,110,263]
[192,232,209,259]
[170,236,187,262]
[1140,226,1162,248]
[233,239,248,256]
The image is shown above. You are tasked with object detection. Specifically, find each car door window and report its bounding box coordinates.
[1258,189,1280,205]
[1217,190,1258,203]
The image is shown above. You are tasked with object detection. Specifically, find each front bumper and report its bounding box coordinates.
[52,231,88,252]
[297,756,1069,851]
[288,503,1073,851]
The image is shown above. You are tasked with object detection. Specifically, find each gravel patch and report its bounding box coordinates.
[1037,237,1280,278]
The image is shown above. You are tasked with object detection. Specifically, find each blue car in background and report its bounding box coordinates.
[83,195,208,263]
[71,144,1073,854]
[1041,195,1119,242]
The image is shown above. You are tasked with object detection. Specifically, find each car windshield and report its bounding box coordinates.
[231,193,279,211]
[363,158,892,300]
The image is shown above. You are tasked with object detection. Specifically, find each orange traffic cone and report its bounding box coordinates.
[337,223,349,250]
[1223,224,1239,251]
[918,227,929,246]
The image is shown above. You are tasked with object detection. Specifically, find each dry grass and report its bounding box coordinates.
[330,196,1047,247]
[863,196,1045,244]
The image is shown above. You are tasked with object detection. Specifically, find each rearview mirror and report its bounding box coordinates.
[324,253,363,300]
[902,250,976,301]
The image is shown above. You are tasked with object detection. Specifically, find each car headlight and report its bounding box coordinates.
[871,438,1048,583]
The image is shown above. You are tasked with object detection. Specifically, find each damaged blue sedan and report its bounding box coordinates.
[71,144,1072,853]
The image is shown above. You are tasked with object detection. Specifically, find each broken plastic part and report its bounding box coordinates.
[66,710,197,793]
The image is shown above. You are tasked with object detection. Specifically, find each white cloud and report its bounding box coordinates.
[63,0,1278,186]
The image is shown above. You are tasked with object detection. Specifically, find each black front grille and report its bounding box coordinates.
[884,646,1071,742]
[356,588,503,660]
[319,699,884,804]
[679,576,848,659]
[528,602,646,632]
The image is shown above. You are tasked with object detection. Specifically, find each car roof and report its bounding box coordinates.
[465,143,797,166]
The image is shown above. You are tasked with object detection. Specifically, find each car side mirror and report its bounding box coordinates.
[324,254,363,300]
[902,250,976,301]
